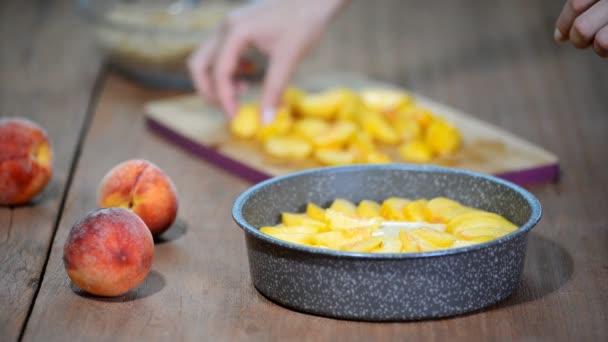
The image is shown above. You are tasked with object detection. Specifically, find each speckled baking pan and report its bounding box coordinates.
[232,165,542,321]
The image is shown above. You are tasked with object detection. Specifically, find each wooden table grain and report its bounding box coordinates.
[0,1,102,340]
[2,0,607,341]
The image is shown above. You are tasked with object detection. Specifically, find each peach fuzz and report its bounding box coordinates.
[63,208,154,297]
[0,117,53,205]
[97,159,178,236]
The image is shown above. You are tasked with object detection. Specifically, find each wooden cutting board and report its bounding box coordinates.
[145,73,559,185]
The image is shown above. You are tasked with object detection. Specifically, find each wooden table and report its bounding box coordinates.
[1,0,607,340]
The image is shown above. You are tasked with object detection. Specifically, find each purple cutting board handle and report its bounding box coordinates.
[146,117,560,186]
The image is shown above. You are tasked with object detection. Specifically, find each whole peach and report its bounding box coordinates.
[0,117,53,205]
[63,208,154,297]
[98,159,178,236]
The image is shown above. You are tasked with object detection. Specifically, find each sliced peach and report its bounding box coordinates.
[325,208,382,230]
[361,112,400,144]
[263,136,312,159]
[256,107,293,141]
[424,197,471,223]
[340,236,383,253]
[402,199,428,221]
[425,119,461,155]
[449,215,517,236]
[312,231,349,249]
[398,140,434,163]
[314,148,357,166]
[282,87,304,111]
[360,88,413,114]
[399,230,420,253]
[335,89,362,122]
[260,225,324,235]
[401,106,436,129]
[281,212,327,229]
[372,236,403,253]
[312,121,357,148]
[297,89,346,119]
[306,202,326,221]
[348,131,376,155]
[380,197,411,220]
[328,198,358,216]
[293,118,330,142]
[364,152,392,164]
[264,231,316,246]
[409,227,457,248]
[446,211,506,233]
[230,103,260,139]
[357,200,382,218]
[394,117,422,142]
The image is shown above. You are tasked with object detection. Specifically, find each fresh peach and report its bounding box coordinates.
[63,208,154,297]
[0,117,53,205]
[98,160,178,236]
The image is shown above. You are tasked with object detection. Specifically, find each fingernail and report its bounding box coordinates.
[554,28,565,42]
[262,107,275,125]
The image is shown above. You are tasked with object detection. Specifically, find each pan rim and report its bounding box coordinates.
[232,164,542,260]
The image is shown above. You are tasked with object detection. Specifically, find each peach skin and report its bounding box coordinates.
[98,160,178,237]
[63,208,154,297]
[0,117,53,205]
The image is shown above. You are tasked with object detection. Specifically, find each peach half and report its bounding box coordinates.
[63,208,154,297]
[0,117,53,205]
[98,159,178,237]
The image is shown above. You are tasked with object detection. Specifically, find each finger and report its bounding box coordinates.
[260,43,302,124]
[188,33,220,103]
[570,0,608,48]
[593,24,608,57]
[555,0,598,42]
[213,27,251,118]
[236,80,249,95]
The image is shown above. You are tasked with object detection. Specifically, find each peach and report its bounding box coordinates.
[63,208,154,297]
[98,160,178,236]
[0,117,53,205]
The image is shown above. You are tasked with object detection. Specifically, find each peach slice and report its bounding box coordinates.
[263,136,312,159]
[231,103,260,139]
[293,118,330,142]
[314,149,357,166]
[402,199,428,221]
[0,117,53,205]
[361,112,400,144]
[380,197,411,220]
[399,140,434,163]
[98,160,178,237]
[297,88,349,119]
[357,200,382,218]
[312,121,357,148]
[282,87,304,111]
[360,88,413,114]
[256,107,293,141]
[328,198,358,216]
[306,202,326,221]
[424,197,471,223]
[425,119,461,155]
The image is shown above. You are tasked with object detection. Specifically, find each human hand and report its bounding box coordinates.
[555,0,608,57]
[188,0,348,122]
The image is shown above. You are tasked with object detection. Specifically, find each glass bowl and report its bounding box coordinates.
[79,0,242,89]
